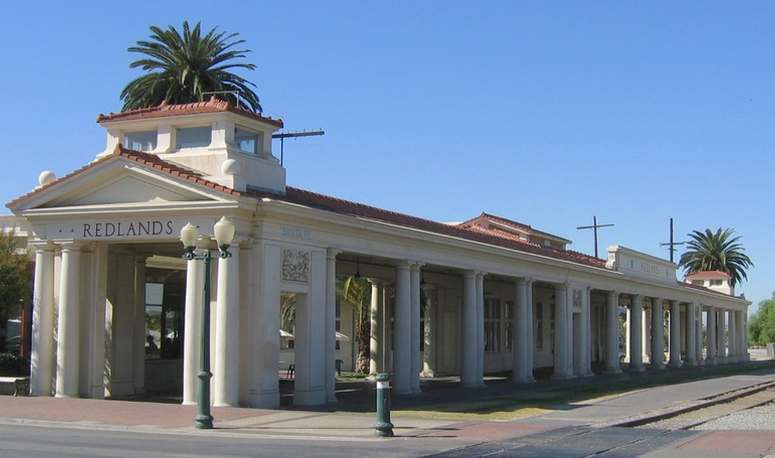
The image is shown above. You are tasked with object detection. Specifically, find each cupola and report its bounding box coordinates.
[95,97,285,194]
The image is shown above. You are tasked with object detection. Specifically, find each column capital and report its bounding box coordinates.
[463,269,477,279]
[59,242,83,252]
[326,248,342,260]
[29,240,56,252]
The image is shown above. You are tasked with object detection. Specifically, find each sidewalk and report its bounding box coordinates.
[1,364,774,445]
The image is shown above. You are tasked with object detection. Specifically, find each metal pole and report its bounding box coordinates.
[195,251,214,429]
[669,218,674,263]
[593,216,599,258]
[374,372,393,437]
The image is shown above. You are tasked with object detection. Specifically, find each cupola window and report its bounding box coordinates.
[124,130,157,152]
[235,126,262,155]
[176,126,212,149]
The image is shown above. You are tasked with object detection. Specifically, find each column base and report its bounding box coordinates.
[512,376,535,384]
[551,373,576,381]
[651,363,665,370]
[668,361,683,368]
[630,364,646,373]
[604,367,622,375]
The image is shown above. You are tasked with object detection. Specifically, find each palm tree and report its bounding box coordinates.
[339,276,373,374]
[679,228,753,286]
[279,277,373,374]
[120,21,261,112]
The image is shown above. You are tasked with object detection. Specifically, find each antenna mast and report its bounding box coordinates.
[576,216,615,258]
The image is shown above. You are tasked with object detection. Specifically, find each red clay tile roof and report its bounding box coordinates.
[685,270,731,280]
[96,97,284,128]
[459,212,571,244]
[6,145,240,208]
[7,148,605,268]
[249,187,607,268]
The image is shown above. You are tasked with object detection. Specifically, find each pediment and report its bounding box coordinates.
[48,174,203,207]
[11,155,235,212]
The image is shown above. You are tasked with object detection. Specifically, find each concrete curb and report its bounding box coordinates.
[594,378,775,429]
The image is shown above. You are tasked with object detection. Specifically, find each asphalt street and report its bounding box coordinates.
[0,423,451,458]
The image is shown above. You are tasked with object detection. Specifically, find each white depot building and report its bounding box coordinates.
[5,98,751,408]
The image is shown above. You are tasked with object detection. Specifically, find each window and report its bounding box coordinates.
[504,300,513,351]
[691,280,704,286]
[124,130,157,151]
[710,279,723,286]
[235,127,262,155]
[484,298,501,352]
[176,126,212,148]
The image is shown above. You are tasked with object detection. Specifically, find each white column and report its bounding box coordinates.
[669,300,682,368]
[525,280,535,379]
[728,309,738,363]
[325,249,340,402]
[55,244,81,398]
[182,255,203,405]
[393,261,412,394]
[512,278,530,383]
[739,311,749,361]
[580,286,593,376]
[83,243,107,399]
[629,295,644,371]
[475,272,485,383]
[695,308,703,365]
[605,291,621,374]
[252,244,281,408]
[132,257,146,394]
[720,310,728,362]
[293,251,327,406]
[461,270,479,386]
[651,298,664,369]
[553,283,572,379]
[214,247,240,406]
[707,307,717,364]
[410,263,422,393]
[369,281,383,376]
[30,245,55,396]
[685,302,697,366]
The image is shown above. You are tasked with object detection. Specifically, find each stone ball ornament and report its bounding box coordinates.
[38,170,56,187]
[221,158,239,175]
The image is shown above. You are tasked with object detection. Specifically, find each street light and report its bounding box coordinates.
[179,217,235,429]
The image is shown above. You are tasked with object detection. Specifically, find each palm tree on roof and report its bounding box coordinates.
[120,21,262,112]
[679,228,753,287]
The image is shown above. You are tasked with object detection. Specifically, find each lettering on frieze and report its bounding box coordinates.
[82,220,174,238]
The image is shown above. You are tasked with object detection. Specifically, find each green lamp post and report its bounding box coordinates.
[180,216,236,430]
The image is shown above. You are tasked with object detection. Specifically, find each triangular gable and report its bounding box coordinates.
[8,147,242,213]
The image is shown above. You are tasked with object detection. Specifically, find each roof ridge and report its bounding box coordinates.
[96,97,283,127]
[278,186,606,268]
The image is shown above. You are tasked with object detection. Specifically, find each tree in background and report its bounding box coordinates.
[279,276,373,374]
[679,228,753,287]
[121,21,262,112]
[749,293,775,346]
[339,276,372,374]
[0,231,30,353]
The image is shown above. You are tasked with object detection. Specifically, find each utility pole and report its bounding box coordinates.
[660,217,686,263]
[576,216,614,258]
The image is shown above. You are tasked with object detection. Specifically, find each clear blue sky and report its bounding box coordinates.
[0,2,772,311]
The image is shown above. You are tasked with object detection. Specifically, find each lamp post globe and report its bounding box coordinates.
[180,222,200,249]
[214,216,235,249]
